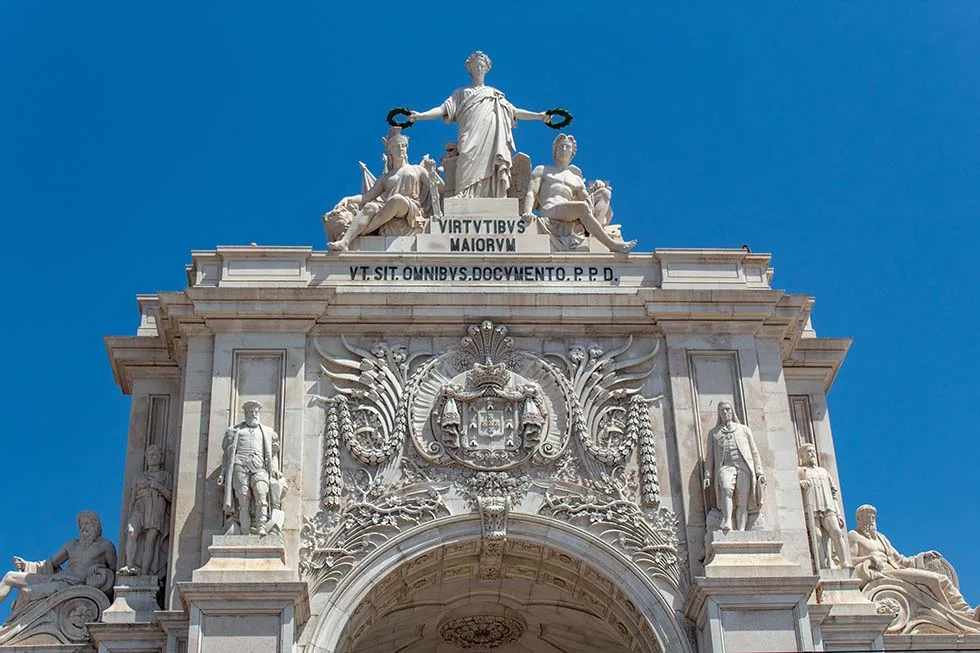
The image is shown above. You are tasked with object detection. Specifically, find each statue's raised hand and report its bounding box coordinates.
[421,154,436,173]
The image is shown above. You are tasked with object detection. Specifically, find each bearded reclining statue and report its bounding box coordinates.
[849,504,980,634]
[0,511,116,647]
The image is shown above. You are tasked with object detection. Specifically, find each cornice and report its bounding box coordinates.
[783,336,852,392]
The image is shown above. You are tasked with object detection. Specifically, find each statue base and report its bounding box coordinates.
[87,622,166,653]
[191,534,296,584]
[176,535,309,653]
[685,531,819,652]
[807,569,891,652]
[101,575,160,624]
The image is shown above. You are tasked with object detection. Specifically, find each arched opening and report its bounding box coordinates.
[303,515,692,653]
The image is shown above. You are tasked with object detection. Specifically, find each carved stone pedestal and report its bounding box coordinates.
[88,622,166,653]
[101,577,160,625]
[684,531,819,652]
[177,536,309,653]
[88,576,166,653]
[808,569,890,652]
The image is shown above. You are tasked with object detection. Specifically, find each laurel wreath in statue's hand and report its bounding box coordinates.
[386,107,414,128]
[544,108,573,130]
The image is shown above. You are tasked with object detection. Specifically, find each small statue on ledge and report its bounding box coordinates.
[119,444,172,576]
[798,443,849,570]
[326,127,444,252]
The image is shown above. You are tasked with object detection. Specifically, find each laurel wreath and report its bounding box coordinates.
[386,107,415,129]
[544,108,573,130]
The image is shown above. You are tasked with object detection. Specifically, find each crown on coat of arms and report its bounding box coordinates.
[467,363,510,388]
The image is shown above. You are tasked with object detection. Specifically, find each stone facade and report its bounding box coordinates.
[4,53,979,653]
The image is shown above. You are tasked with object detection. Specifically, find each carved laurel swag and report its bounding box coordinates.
[300,474,448,594]
[540,477,683,591]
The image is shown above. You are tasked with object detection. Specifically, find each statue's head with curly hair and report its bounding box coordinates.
[552,133,577,163]
[465,51,492,78]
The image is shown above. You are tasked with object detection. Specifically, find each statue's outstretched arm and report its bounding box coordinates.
[512,106,547,121]
[410,106,444,121]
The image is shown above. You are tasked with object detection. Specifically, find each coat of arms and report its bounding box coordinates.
[407,321,568,471]
[436,363,547,469]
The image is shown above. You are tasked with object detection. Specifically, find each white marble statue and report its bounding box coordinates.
[703,401,766,532]
[119,444,172,576]
[523,133,636,253]
[0,511,116,611]
[327,127,444,251]
[849,504,979,621]
[798,443,849,570]
[409,51,548,199]
[218,400,282,536]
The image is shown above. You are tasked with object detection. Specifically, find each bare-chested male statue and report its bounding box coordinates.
[523,133,636,253]
[0,511,116,608]
[849,504,979,621]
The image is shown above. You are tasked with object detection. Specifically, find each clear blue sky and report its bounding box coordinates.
[1,1,979,620]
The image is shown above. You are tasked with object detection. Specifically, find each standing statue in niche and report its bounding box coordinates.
[523,133,636,253]
[409,51,549,199]
[119,444,172,576]
[849,504,980,622]
[798,443,849,570]
[218,400,282,536]
[0,511,116,611]
[326,127,444,251]
[703,401,766,532]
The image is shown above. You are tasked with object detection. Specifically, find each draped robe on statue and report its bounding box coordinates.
[441,85,516,198]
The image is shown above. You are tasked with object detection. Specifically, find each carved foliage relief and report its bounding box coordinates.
[301,321,683,594]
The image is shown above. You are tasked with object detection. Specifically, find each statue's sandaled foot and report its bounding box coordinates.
[117,565,140,576]
[257,525,268,537]
[719,520,732,533]
[327,240,349,252]
[613,239,637,253]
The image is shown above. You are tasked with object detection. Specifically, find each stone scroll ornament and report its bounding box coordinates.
[302,322,683,595]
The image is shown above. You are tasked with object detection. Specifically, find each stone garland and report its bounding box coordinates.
[632,396,660,507]
[322,401,343,510]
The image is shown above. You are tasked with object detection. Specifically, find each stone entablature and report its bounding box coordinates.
[184,245,774,291]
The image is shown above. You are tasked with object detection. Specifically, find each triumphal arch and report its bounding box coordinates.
[3,52,979,653]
